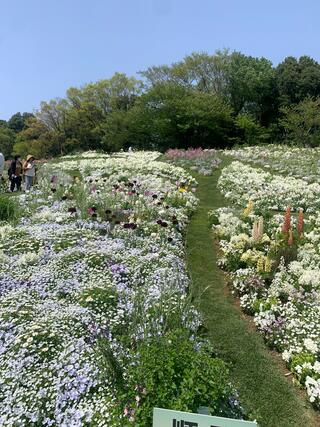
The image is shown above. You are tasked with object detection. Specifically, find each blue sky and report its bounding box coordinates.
[1,0,319,119]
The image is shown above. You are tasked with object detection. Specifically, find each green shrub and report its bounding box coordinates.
[115,330,231,426]
[0,196,20,222]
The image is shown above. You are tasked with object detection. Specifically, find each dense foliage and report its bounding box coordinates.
[3,50,320,157]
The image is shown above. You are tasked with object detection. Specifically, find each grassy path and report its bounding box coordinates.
[186,158,320,427]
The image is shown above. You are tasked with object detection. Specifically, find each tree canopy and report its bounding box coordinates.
[2,50,320,158]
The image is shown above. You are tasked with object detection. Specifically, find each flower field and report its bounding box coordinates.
[213,146,320,409]
[165,148,221,175]
[226,145,320,183]
[0,151,238,426]
[219,161,320,212]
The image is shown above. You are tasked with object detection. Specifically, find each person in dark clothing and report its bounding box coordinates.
[8,155,23,192]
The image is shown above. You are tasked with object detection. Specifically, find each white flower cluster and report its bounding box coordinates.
[226,144,320,183]
[218,161,320,212]
[45,151,162,174]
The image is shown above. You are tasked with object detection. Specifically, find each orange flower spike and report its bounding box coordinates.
[297,208,304,237]
[282,206,291,234]
[288,229,294,246]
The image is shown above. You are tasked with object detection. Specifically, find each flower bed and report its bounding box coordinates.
[218,161,320,213]
[213,152,320,409]
[0,151,241,426]
[165,148,221,175]
[226,145,320,183]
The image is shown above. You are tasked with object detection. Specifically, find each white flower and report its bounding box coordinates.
[16,252,41,267]
[282,350,291,362]
[304,338,318,354]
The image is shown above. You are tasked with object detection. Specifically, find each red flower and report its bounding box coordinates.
[282,206,291,234]
[297,208,304,236]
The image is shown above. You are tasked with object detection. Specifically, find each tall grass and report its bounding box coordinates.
[0,195,20,222]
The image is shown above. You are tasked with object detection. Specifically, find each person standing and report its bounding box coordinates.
[8,155,23,192]
[24,155,36,191]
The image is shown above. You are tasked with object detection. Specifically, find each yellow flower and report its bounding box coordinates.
[240,248,262,264]
[243,200,253,217]
[265,257,272,273]
[179,187,187,193]
[257,256,265,272]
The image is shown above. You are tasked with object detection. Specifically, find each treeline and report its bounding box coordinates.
[2,49,320,157]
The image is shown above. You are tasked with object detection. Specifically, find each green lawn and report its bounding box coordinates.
[186,157,320,427]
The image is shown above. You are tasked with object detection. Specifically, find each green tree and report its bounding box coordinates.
[33,73,144,155]
[105,82,234,151]
[67,72,143,112]
[276,56,320,106]
[101,109,134,152]
[279,97,320,146]
[8,112,34,133]
[227,52,276,124]
[235,114,271,145]
[13,117,57,158]
[141,50,277,126]
[0,127,16,157]
[141,50,231,96]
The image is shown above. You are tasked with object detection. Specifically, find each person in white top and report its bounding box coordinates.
[24,155,36,191]
[0,152,4,177]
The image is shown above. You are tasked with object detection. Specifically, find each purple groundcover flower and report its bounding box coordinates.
[110,263,127,275]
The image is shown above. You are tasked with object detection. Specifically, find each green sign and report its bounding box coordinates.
[153,408,257,427]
